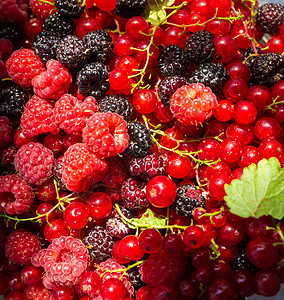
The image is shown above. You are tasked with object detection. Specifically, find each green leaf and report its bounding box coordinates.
[130,209,166,228]
[224,157,284,219]
[144,0,175,25]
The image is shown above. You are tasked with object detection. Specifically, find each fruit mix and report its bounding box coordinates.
[0,0,283,299]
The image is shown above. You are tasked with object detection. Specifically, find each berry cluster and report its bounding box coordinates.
[0,0,284,299]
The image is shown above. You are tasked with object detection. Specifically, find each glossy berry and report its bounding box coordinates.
[87,192,112,220]
[233,100,257,125]
[139,228,163,254]
[132,89,157,114]
[100,278,127,300]
[183,225,205,249]
[63,202,89,230]
[119,235,145,261]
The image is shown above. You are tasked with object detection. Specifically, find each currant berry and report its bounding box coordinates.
[138,228,163,254]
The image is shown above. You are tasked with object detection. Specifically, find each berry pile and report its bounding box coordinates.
[0,0,284,299]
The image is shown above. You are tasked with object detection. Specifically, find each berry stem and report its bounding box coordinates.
[198,206,224,225]
[209,238,221,260]
[266,224,284,247]
[265,96,284,112]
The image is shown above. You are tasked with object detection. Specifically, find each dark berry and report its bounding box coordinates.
[231,249,259,274]
[54,0,84,19]
[115,0,148,19]
[242,46,264,69]
[0,23,20,45]
[42,10,74,35]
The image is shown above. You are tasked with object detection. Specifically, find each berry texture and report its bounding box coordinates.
[115,0,148,19]
[62,143,108,192]
[54,0,84,19]
[5,230,41,265]
[170,83,218,125]
[0,0,28,23]
[29,0,55,20]
[5,49,45,87]
[0,174,34,215]
[14,142,54,186]
[31,236,90,287]
[0,23,20,44]
[42,10,74,35]
[0,116,13,150]
[83,112,129,158]
[106,217,132,240]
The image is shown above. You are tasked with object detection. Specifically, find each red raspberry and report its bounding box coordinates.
[0,116,13,150]
[5,49,45,87]
[4,229,41,265]
[62,143,108,192]
[32,60,72,100]
[170,83,218,125]
[14,142,54,186]
[53,94,98,136]
[24,283,51,300]
[29,0,56,20]
[20,95,59,138]
[0,0,28,23]
[83,112,129,158]
[31,236,90,287]
[0,174,34,215]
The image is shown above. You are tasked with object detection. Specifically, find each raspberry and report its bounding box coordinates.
[83,112,129,158]
[0,174,34,215]
[115,0,148,19]
[157,44,190,77]
[5,49,46,88]
[106,217,132,240]
[170,83,218,126]
[0,116,13,150]
[54,0,84,19]
[24,283,51,300]
[121,177,149,210]
[14,142,54,186]
[31,236,90,287]
[83,226,115,261]
[62,143,108,192]
[5,229,41,265]
[53,94,98,136]
[0,0,28,23]
[32,60,72,100]
[20,95,59,138]
[29,0,56,20]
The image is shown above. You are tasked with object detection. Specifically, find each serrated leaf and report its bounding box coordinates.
[224,158,284,219]
[144,0,175,25]
[130,209,166,228]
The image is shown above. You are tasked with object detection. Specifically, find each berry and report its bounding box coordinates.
[62,143,108,192]
[83,226,115,261]
[87,192,112,220]
[5,230,41,265]
[63,201,89,230]
[173,184,206,218]
[132,89,158,114]
[43,218,69,243]
[0,0,28,23]
[185,30,216,64]
[21,264,43,287]
[100,277,127,300]
[24,284,51,300]
[79,271,101,297]
[83,30,114,64]
[0,174,34,215]
[106,217,132,240]
[76,62,110,98]
[157,44,190,77]
[126,121,153,157]
[242,46,264,69]
[170,83,218,125]
[32,236,90,287]
[254,270,281,297]
[14,142,54,186]
[29,0,55,20]
[115,0,148,19]
[232,249,259,274]
[139,228,163,254]
[119,235,145,260]
[99,94,133,122]
[42,10,74,35]
[54,0,84,19]
[32,60,72,100]
[5,49,45,88]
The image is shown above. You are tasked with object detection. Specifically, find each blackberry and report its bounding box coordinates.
[157,45,190,77]
[189,62,229,94]
[0,85,29,119]
[256,3,284,34]
[126,122,153,157]
[128,267,145,294]
[99,94,133,121]
[33,31,62,63]
[115,0,148,19]
[52,156,66,189]
[76,62,110,98]
[54,0,84,19]
[185,30,216,64]
[158,75,190,108]
[172,184,206,218]
[83,226,114,261]
[106,217,132,240]
[56,35,90,70]
[83,30,114,65]
[231,249,259,274]
[250,53,284,87]
[42,10,74,35]
[0,23,19,45]
[242,46,264,69]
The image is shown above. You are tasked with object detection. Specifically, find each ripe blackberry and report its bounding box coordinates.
[157,45,190,77]
[231,249,259,274]
[42,10,74,35]
[115,0,148,19]
[0,23,19,45]
[0,85,29,119]
[185,30,216,64]
[106,217,132,240]
[56,35,90,70]
[126,122,153,157]
[189,62,229,94]
[250,53,284,87]
[128,267,145,293]
[83,30,114,64]
[83,226,115,261]
[158,75,190,108]
[99,94,133,122]
[172,184,206,218]
[255,3,284,34]
[242,46,263,69]
[33,31,62,63]
[54,0,84,19]
[76,62,110,98]
[52,156,66,189]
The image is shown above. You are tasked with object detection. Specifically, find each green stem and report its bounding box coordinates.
[265,96,284,112]
[198,207,224,225]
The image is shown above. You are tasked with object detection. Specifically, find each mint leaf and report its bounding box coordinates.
[224,158,284,219]
[144,0,175,25]
[130,209,166,228]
